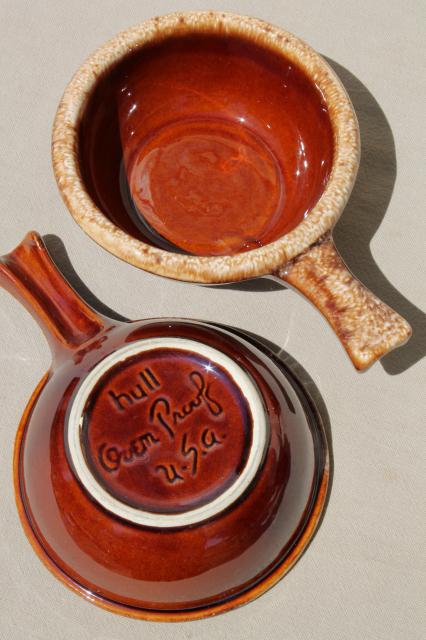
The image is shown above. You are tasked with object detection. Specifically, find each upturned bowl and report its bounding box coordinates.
[52,11,411,370]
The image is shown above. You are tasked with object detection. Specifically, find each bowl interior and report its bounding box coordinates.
[78,33,334,256]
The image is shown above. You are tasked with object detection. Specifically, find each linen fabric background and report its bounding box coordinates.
[0,1,424,639]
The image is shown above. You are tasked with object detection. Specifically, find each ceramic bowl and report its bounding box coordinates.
[52,11,411,370]
[0,232,328,620]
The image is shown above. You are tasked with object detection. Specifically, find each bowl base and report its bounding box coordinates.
[127,117,285,256]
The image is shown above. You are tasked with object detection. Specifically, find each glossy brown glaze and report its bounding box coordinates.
[82,347,253,513]
[1,232,329,619]
[80,34,333,255]
[41,330,289,610]
[0,231,105,352]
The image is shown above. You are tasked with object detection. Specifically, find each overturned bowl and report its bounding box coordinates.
[1,232,328,620]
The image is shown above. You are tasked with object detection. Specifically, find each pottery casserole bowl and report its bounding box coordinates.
[52,11,411,369]
[1,232,328,620]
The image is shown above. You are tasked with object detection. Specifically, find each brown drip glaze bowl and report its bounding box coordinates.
[0,232,328,621]
[52,11,411,370]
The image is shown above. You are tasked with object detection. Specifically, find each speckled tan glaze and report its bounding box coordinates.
[52,11,411,369]
[279,239,411,370]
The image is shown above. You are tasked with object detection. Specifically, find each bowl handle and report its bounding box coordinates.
[277,236,411,370]
[0,231,108,354]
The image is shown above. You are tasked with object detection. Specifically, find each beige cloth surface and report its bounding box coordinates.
[0,1,425,638]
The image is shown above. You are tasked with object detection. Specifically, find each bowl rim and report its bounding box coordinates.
[52,11,360,284]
